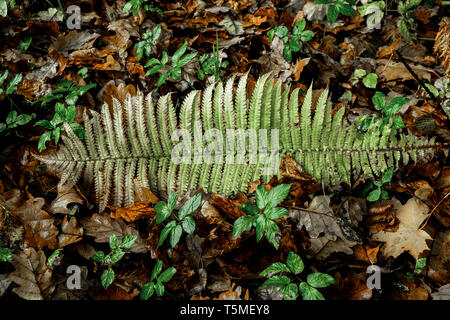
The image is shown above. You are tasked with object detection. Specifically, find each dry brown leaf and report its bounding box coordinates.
[353,243,381,264]
[81,213,148,253]
[371,198,432,259]
[9,248,55,300]
[432,284,450,300]
[211,194,246,221]
[58,215,83,247]
[5,189,59,249]
[365,203,399,233]
[376,59,431,82]
[428,229,450,284]
[110,202,156,222]
[48,186,85,215]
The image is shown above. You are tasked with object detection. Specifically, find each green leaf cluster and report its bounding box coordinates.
[314,0,356,24]
[358,1,385,29]
[123,0,163,17]
[396,0,422,41]
[351,69,378,89]
[145,41,197,87]
[32,79,96,107]
[362,167,393,202]
[0,70,22,95]
[0,247,12,262]
[260,251,335,300]
[0,110,35,134]
[92,234,138,289]
[267,19,314,62]
[140,260,176,299]
[34,102,84,152]
[233,184,291,249]
[134,25,161,61]
[156,192,201,248]
[360,92,408,133]
[197,34,228,81]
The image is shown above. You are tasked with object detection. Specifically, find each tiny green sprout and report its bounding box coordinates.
[46,249,63,267]
[351,69,378,89]
[92,234,138,289]
[18,36,32,52]
[140,260,176,300]
[267,20,314,62]
[0,247,12,262]
[155,191,201,248]
[362,168,393,202]
[233,183,292,249]
[260,251,335,300]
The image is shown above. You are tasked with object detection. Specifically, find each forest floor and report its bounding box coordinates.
[0,0,449,301]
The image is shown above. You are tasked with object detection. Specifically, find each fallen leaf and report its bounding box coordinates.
[58,216,83,247]
[48,186,85,215]
[110,202,156,222]
[432,284,450,300]
[9,248,55,300]
[371,198,432,259]
[428,229,450,284]
[81,213,148,253]
[6,190,59,249]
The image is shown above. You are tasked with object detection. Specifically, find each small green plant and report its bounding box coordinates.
[140,260,176,300]
[351,69,378,89]
[197,33,228,81]
[233,184,292,249]
[0,110,35,135]
[358,1,385,29]
[145,41,197,88]
[77,67,88,79]
[406,258,426,279]
[0,247,12,262]
[396,0,422,41]
[46,248,62,267]
[32,79,96,107]
[155,191,201,248]
[92,234,138,289]
[362,167,393,202]
[260,251,335,300]
[123,0,163,17]
[34,102,84,152]
[267,19,314,62]
[134,24,161,61]
[313,0,356,24]
[18,36,32,52]
[0,70,22,96]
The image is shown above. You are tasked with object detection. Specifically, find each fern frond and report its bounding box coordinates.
[35,73,442,210]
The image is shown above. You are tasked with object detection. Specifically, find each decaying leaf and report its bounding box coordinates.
[9,248,55,300]
[58,215,83,248]
[427,229,450,284]
[371,198,432,259]
[432,284,450,300]
[81,213,147,253]
[5,190,58,249]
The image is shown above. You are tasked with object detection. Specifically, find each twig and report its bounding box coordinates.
[394,50,441,106]
[419,191,450,230]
